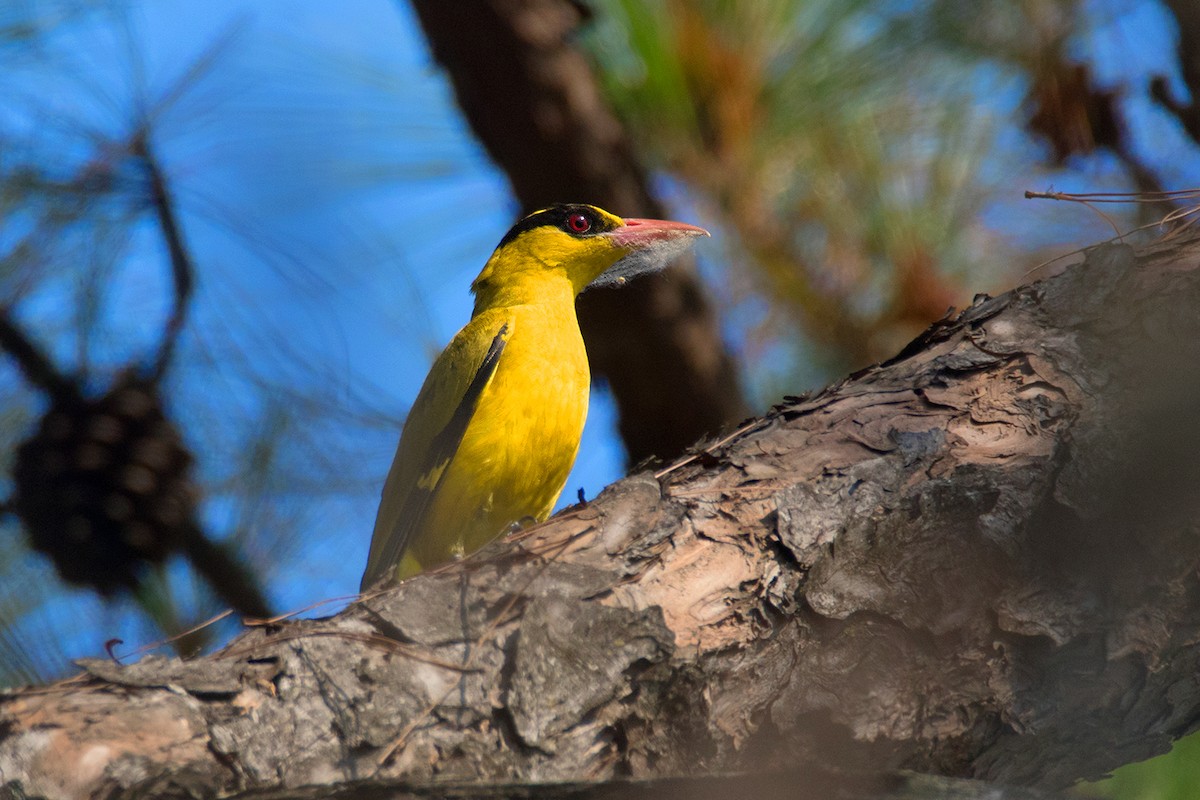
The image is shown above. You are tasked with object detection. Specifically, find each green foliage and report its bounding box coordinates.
[584,1,1017,384]
[582,0,1147,397]
[1084,731,1200,800]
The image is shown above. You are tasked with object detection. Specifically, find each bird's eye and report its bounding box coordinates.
[566,213,591,234]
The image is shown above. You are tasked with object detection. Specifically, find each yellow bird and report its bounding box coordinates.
[360,204,708,589]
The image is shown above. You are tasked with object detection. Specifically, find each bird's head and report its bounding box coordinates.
[472,204,709,308]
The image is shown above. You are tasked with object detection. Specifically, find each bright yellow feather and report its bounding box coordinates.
[361,204,707,589]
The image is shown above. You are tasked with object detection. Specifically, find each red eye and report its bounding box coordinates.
[567,213,591,233]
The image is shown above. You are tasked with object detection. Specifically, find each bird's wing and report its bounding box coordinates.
[360,317,511,590]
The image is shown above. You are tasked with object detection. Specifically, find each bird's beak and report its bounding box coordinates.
[588,216,710,290]
[607,217,711,250]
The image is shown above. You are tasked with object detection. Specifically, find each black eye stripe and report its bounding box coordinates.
[497,204,617,248]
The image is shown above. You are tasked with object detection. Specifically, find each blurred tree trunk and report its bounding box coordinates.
[5,230,1200,799]
[1155,0,1200,143]
[407,0,749,464]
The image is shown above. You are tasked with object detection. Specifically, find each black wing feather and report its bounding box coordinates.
[360,324,508,589]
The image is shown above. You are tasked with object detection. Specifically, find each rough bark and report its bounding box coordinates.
[408,0,748,463]
[4,230,1200,799]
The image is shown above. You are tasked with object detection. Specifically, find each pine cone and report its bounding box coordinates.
[12,372,197,594]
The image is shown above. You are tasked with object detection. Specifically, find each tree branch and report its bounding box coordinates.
[4,230,1200,798]
[0,309,77,402]
[131,134,195,384]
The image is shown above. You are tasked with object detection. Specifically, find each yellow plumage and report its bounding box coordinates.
[361,204,708,589]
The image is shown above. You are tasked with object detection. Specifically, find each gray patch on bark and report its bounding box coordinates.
[507,595,673,750]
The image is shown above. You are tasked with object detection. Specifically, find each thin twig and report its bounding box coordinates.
[132,135,194,383]
[244,594,364,626]
[109,609,235,662]
[1024,188,1200,202]
[0,309,77,400]
[652,418,768,481]
[1020,188,1200,280]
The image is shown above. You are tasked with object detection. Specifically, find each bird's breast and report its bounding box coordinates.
[450,303,590,548]
[475,304,589,465]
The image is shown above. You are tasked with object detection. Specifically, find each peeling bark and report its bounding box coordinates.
[4,232,1200,799]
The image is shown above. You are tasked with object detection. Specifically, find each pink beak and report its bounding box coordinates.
[607,217,710,249]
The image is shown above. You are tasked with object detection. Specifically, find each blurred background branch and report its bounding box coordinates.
[1153,0,1200,144]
